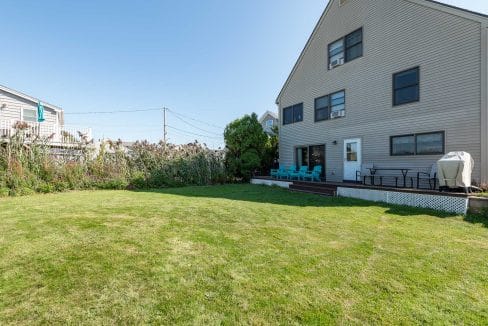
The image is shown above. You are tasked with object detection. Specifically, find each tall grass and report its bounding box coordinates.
[0,127,226,196]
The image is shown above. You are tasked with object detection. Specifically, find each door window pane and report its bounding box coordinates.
[309,145,326,177]
[391,135,415,155]
[416,132,444,155]
[346,142,358,161]
[296,147,308,168]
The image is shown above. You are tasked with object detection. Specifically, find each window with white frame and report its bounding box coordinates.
[22,108,37,122]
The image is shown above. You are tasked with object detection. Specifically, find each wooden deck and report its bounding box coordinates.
[253,176,470,198]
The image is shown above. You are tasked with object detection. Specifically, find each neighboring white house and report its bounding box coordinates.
[259,111,278,135]
[0,84,92,146]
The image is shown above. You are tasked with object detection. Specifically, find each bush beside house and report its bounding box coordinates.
[0,128,226,196]
[224,113,278,181]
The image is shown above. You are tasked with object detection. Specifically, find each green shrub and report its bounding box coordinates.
[0,133,227,197]
[0,188,9,197]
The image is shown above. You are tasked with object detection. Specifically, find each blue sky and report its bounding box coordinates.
[1,0,487,148]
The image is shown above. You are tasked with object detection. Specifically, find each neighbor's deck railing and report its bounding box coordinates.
[0,119,92,145]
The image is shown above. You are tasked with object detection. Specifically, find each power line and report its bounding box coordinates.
[167,125,223,140]
[65,108,162,115]
[168,111,222,136]
[167,109,224,129]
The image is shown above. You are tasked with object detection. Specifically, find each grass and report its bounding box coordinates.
[1,184,488,324]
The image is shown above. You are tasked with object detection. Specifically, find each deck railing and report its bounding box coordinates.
[0,119,92,145]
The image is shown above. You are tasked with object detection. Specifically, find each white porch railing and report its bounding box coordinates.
[0,119,92,145]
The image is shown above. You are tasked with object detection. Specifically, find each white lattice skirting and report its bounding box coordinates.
[337,187,468,215]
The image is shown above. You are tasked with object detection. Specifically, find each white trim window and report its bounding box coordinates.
[22,108,37,122]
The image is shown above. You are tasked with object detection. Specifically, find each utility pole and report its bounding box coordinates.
[162,107,167,144]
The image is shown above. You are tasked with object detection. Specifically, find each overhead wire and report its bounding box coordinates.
[167,126,223,140]
[167,111,222,136]
[167,108,224,130]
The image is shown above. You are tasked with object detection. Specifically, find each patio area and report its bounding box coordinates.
[251,175,485,215]
[252,176,469,197]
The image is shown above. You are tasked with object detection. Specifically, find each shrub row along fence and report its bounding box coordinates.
[0,130,227,196]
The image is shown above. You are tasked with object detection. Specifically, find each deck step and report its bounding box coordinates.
[289,189,334,197]
[292,181,338,188]
[289,184,336,196]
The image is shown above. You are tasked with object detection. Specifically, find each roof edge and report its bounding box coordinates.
[259,110,278,122]
[423,0,488,20]
[0,84,63,112]
[275,0,334,105]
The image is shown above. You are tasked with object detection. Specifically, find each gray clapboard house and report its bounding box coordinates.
[0,84,92,145]
[259,110,278,135]
[276,0,488,185]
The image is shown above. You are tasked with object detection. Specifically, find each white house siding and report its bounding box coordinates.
[278,0,484,183]
[0,89,58,125]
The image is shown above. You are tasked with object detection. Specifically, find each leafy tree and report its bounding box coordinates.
[224,113,268,181]
[262,125,279,173]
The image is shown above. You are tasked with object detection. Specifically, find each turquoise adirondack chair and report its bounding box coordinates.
[271,166,285,179]
[280,166,297,179]
[303,165,322,182]
[289,166,308,180]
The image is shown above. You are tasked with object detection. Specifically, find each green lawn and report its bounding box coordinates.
[1,185,487,324]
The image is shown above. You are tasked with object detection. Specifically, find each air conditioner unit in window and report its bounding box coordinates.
[329,58,344,70]
[330,110,345,119]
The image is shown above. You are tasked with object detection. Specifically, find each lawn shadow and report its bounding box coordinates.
[130,184,487,224]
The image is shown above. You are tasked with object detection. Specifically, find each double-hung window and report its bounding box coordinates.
[315,90,346,121]
[22,108,37,122]
[328,28,363,69]
[314,95,329,122]
[393,67,419,106]
[345,28,363,61]
[391,131,444,156]
[330,91,345,118]
[283,103,303,125]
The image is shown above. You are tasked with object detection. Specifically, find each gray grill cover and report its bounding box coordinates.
[437,152,474,188]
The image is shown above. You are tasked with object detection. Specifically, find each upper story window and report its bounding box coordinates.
[265,119,274,128]
[393,67,419,106]
[22,108,37,122]
[315,90,346,122]
[390,131,444,156]
[328,28,363,69]
[283,103,303,125]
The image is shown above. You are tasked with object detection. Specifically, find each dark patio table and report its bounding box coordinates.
[368,168,411,188]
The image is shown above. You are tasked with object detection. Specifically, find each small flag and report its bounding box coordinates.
[37,101,45,122]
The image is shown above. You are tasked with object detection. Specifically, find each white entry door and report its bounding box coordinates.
[343,138,362,182]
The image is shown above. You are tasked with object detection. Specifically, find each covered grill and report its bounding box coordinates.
[437,152,474,192]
